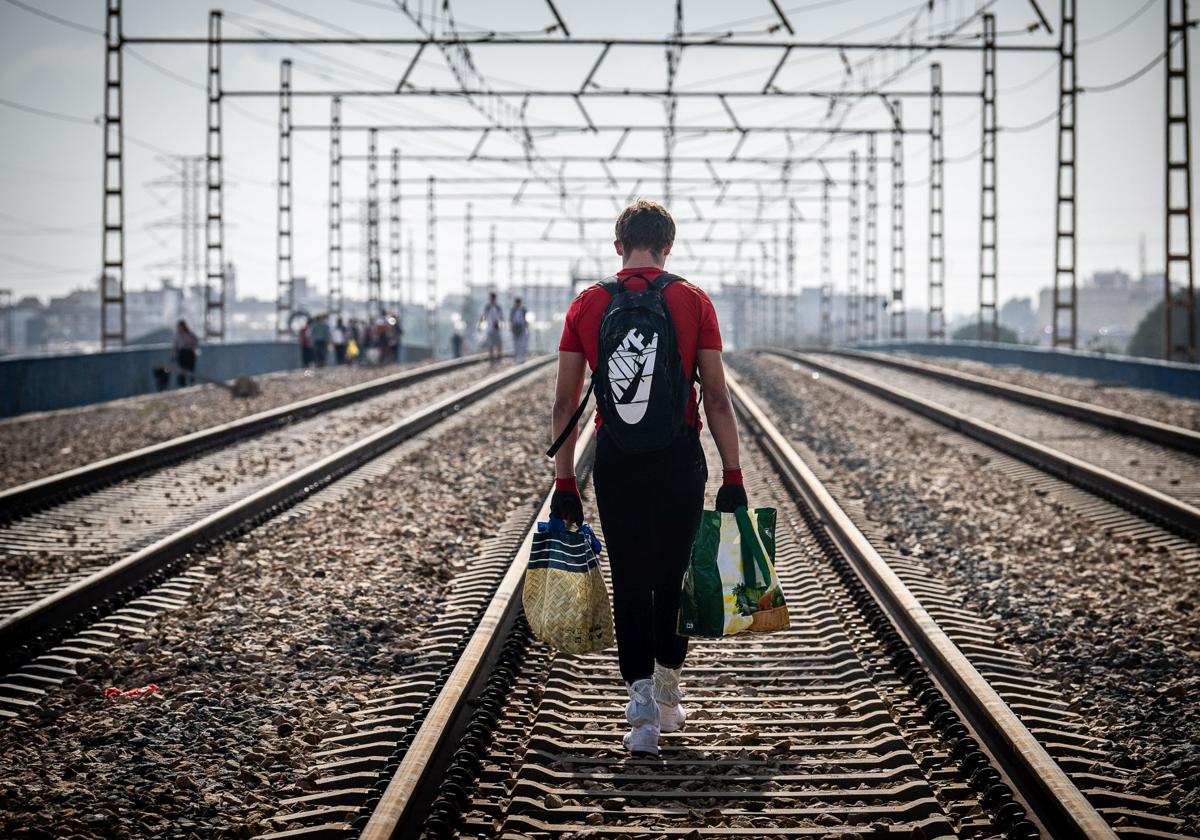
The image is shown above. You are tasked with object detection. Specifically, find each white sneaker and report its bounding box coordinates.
[654,662,687,734]
[622,677,660,757]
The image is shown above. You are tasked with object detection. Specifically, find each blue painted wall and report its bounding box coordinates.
[862,341,1200,400]
[0,342,433,417]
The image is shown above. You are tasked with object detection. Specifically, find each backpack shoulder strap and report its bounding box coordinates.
[546,379,594,459]
[650,272,683,291]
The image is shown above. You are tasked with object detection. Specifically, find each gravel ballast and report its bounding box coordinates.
[731,352,1200,831]
[0,360,457,490]
[893,352,1200,431]
[0,368,553,839]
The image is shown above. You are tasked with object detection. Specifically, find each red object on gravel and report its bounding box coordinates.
[104,684,159,699]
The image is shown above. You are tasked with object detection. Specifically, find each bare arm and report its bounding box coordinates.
[551,350,587,479]
[697,348,740,472]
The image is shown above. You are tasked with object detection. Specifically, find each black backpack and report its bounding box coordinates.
[548,272,694,457]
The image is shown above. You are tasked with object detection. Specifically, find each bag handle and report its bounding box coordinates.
[546,380,594,458]
[734,507,772,589]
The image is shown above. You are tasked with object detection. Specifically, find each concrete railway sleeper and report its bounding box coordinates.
[349,377,1127,840]
[770,351,1200,543]
[0,357,551,679]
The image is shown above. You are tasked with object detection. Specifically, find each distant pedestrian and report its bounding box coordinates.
[451,330,464,358]
[480,291,504,363]
[332,318,348,365]
[310,315,331,367]
[172,319,200,387]
[299,317,313,367]
[510,296,529,364]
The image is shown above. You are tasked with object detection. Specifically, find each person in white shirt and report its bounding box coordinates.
[479,291,504,363]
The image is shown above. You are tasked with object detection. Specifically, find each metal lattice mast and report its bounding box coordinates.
[863,134,879,342]
[191,158,202,297]
[426,175,437,352]
[464,202,474,295]
[275,59,293,337]
[928,63,945,340]
[204,10,225,341]
[390,149,402,318]
[101,0,126,348]
[181,157,191,293]
[978,13,998,342]
[846,150,861,343]
[663,0,683,205]
[786,201,797,343]
[1053,0,1078,349]
[890,100,906,340]
[1166,0,1196,362]
[820,178,832,346]
[366,128,382,319]
[406,229,415,326]
[327,97,343,317]
[489,224,497,291]
[0,289,11,351]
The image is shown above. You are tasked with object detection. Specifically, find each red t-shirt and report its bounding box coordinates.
[558,267,723,430]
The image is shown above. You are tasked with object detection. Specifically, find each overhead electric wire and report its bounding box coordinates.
[0,95,96,126]
[1,0,101,36]
[1081,0,1157,46]
[1081,34,1186,94]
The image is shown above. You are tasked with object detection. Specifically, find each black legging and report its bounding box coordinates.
[592,427,707,684]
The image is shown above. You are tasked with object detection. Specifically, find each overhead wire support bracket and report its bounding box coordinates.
[544,0,571,36]
[768,0,796,35]
[579,43,612,94]
[762,46,793,93]
[396,42,426,92]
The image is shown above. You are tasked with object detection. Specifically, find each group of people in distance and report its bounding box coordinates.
[468,292,529,364]
[299,313,404,367]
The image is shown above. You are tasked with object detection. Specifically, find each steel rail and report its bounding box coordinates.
[772,349,1200,540]
[0,356,551,654]
[359,419,598,840]
[0,355,485,521]
[726,370,1118,840]
[834,348,1200,455]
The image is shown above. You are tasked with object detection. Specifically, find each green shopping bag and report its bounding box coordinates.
[677,507,789,637]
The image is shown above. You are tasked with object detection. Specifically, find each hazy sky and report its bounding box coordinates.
[0,0,1195,319]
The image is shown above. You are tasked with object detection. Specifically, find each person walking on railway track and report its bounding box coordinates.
[310,315,331,368]
[510,296,529,364]
[480,291,504,364]
[548,198,747,759]
[332,317,348,365]
[172,319,200,388]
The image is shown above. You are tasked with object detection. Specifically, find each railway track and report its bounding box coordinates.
[0,357,549,691]
[769,349,1200,542]
[318,374,1184,840]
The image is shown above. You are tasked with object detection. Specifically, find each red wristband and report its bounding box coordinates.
[555,475,579,493]
[722,469,744,487]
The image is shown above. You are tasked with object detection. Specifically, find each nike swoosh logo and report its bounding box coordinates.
[616,357,647,405]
